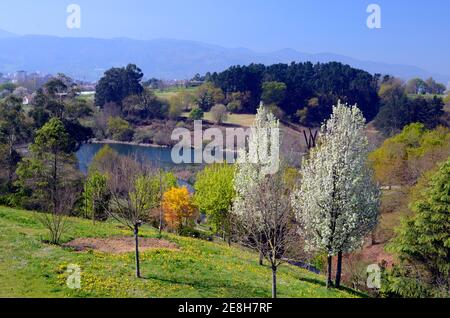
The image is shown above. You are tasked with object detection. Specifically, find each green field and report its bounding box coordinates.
[182,112,256,127]
[154,87,198,100]
[407,93,445,100]
[0,206,360,298]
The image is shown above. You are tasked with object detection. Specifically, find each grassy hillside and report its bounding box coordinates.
[0,206,360,298]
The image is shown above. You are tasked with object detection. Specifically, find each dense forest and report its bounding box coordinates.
[207,62,380,125]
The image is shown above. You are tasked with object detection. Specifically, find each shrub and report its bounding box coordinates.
[175,121,186,128]
[89,145,120,175]
[267,104,285,120]
[226,100,242,114]
[168,95,184,119]
[444,94,450,104]
[210,104,228,124]
[385,158,450,297]
[153,130,172,146]
[178,227,213,241]
[195,83,224,111]
[189,108,204,120]
[107,117,134,141]
[133,129,154,144]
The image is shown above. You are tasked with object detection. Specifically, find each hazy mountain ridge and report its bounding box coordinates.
[0,31,448,82]
[0,29,16,38]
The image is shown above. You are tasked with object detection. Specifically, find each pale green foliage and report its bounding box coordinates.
[89,145,120,175]
[194,164,235,233]
[107,117,134,141]
[189,108,204,120]
[83,171,109,221]
[369,123,450,186]
[131,171,177,212]
[292,102,380,256]
[168,94,184,119]
[131,175,159,212]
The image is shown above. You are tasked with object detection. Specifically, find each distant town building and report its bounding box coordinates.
[13,70,27,83]
[79,91,95,96]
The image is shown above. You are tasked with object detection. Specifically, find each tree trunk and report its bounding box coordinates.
[158,169,163,236]
[226,214,232,246]
[335,251,343,288]
[158,207,163,236]
[370,231,376,246]
[259,251,264,266]
[134,224,141,278]
[326,255,333,288]
[7,140,13,189]
[271,266,277,298]
[92,198,96,225]
[52,153,58,214]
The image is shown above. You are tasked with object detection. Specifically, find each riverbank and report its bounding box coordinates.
[88,138,169,148]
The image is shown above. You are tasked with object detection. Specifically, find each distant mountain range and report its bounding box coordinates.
[0,29,16,38]
[0,30,449,83]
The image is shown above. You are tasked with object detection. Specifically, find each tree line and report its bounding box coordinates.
[206,62,381,125]
[93,63,448,142]
[374,76,446,136]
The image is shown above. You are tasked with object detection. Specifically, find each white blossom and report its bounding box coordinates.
[233,103,280,219]
[291,102,380,256]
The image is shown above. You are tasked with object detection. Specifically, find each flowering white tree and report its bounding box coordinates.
[233,104,292,298]
[233,103,280,218]
[291,102,380,288]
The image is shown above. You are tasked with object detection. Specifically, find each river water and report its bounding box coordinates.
[76,142,197,190]
[76,143,178,174]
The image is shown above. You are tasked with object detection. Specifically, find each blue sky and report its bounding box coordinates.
[0,0,449,75]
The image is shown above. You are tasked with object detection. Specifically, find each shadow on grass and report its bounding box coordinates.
[142,273,268,297]
[298,276,327,287]
[297,277,368,298]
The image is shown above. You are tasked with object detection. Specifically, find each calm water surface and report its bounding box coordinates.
[76,143,197,190]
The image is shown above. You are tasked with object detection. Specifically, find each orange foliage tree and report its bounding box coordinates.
[162,187,198,230]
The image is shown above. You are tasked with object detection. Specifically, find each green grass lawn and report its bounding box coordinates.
[182,112,256,127]
[407,93,445,100]
[154,87,198,100]
[0,206,361,298]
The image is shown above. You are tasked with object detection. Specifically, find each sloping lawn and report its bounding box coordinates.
[0,206,360,298]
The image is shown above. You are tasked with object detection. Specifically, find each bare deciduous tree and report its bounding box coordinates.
[37,186,78,244]
[103,155,158,278]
